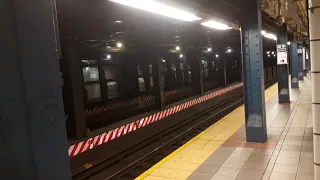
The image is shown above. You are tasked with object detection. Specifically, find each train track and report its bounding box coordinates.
[73,94,244,180]
[72,80,277,180]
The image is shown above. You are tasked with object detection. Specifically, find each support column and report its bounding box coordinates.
[240,0,267,143]
[277,24,290,103]
[193,58,204,95]
[291,42,299,88]
[309,0,320,179]
[189,49,204,95]
[298,44,304,80]
[0,0,70,179]
[218,47,227,87]
[154,56,165,109]
[303,47,307,76]
[61,37,87,139]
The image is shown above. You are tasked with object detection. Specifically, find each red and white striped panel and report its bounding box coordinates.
[68,83,243,157]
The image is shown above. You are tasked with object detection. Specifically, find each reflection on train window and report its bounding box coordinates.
[81,59,98,66]
[138,77,146,92]
[203,68,209,78]
[85,84,101,102]
[150,76,154,88]
[101,53,113,62]
[103,66,118,80]
[202,60,209,68]
[83,67,99,82]
[137,65,143,76]
[188,71,192,83]
[149,64,154,89]
[107,81,119,99]
[171,64,176,71]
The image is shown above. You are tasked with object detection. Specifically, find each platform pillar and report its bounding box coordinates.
[240,0,267,143]
[290,42,299,88]
[189,49,204,95]
[298,44,304,80]
[309,0,320,178]
[0,0,71,179]
[154,56,165,109]
[303,47,307,76]
[61,37,87,139]
[277,24,290,103]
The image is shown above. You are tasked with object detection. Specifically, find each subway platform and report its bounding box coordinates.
[136,76,313,180]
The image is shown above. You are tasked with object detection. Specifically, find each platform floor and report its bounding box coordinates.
[136,76,313,180]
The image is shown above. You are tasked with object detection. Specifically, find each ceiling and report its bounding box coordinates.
[262,0,308,36]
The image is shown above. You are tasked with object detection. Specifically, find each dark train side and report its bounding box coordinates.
[55,0,278,168]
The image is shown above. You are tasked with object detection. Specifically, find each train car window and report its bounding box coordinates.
[150,77,154,88]
[180,63,185,82]
[170,64,176,72]
[101,53,114,62]
[138,78,146,92]
[137,65,146,92]
[103,66,118,80]
[107,81,119,99]
[82,67,99,82]
[149,64,154,89]
[85,84,102,102]
[188,71,192,83]
[137,65,143,76]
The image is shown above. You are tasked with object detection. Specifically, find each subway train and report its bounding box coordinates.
[56,0,279,169]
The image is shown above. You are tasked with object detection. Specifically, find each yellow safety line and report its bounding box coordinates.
[135,117,226,180]
[135,83,278,180]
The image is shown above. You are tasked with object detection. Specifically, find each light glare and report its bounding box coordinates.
[109,0,201,22]
[287,41,291,45]
[117,42,123,48]
[201,20,232,30]
[261,30,277,41]
[176,46,180,51]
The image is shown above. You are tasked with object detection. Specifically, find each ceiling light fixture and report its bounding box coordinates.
[109,0,201,22]
[201,20,232,30]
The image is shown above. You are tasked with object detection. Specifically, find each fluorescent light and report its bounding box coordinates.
[287,41,291,45]
[109,0,201,22]
[176,46,180,51]
[261,30,277,41]
[201,20,232,30]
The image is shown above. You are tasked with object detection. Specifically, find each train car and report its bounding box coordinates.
[55,0,278,176]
